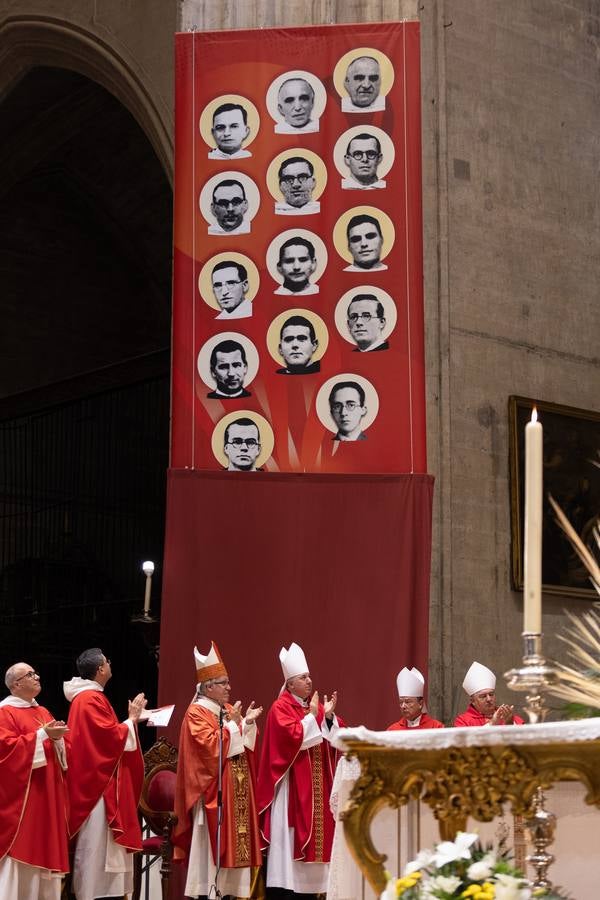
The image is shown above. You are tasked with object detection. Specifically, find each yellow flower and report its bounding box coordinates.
[395,872,422,895]
[460,886,495,900]
[475,885,495,900]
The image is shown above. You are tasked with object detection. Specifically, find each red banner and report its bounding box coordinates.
[172,22,425,473]
[159,470,434,736]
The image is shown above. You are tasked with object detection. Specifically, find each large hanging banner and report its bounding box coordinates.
[173,22,425,473]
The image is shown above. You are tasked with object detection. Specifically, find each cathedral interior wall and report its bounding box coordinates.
[0,0,598,722]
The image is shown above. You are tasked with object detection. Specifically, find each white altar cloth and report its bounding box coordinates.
[329,720,600,900]
[332,717,600,752]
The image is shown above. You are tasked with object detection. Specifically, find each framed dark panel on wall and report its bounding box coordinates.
[509,396,600,598]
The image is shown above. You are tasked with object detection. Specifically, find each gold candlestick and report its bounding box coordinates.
[505,633,560,891]
[504,632,559,724]
[524,787,557,890]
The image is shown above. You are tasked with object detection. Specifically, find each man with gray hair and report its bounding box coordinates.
[64,648,147,900]
[276,76,318,134]
[0,662,69,898]
[342,55,385,112]
[173,642,263,899]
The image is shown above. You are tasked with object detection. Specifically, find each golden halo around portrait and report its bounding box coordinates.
[333,206,395,264]
[266,228,328,287]
[334,286,397,345]
[265,308,329,365]
[266,149,328,202]
[266,70,327,125]
[333,126,395,181]
[199,94,260,151]
[199,253,260,310]
[315,373,380,434]
[333,47,394,100]
[197,332,259,390]
[199,171,261,228]
[212,411,274,469]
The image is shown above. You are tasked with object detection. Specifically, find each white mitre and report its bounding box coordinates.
[396,666,425,697]
[279,642,309,680]
[462,661,496,695]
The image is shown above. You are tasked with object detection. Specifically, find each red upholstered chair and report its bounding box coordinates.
[133,738,178,900]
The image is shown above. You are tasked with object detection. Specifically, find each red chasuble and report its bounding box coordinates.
[454,704,525,727]
[387,713,445,731]
[0,704,69,872]
[256,692,339,863]
[172,702,262,868]
[65,690,143,849]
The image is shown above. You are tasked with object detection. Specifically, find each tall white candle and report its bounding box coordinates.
[143,575,152,615]
[524,408,543,633]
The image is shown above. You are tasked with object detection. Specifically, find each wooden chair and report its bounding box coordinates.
[133,737,178,900]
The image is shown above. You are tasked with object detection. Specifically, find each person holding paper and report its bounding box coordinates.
[173,642,263,899]
[0,662,69,900]
[257,642,342,898]
[454,661,524,727]
[64,648,146,900]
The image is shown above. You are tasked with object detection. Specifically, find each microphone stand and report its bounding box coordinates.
[210,705,225,899]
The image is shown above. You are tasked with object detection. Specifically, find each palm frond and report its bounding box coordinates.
[546,496,600,709]
[548,495,600,593]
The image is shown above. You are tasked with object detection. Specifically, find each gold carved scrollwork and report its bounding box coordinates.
[421,747,538,835]
[341,739,600,895]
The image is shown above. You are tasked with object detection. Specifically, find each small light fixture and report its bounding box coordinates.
[142,561,155,614]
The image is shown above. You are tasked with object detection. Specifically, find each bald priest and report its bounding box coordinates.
[0,662,69,900]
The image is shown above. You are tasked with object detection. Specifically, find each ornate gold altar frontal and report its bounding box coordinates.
[335,721,600,893]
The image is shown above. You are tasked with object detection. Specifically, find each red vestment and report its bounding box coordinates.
[387,713,445,730]
[256,692,339,863]
[0,703,69,872]
[65,689,143,849]
[172,702,262,868]
[454,704,525,727]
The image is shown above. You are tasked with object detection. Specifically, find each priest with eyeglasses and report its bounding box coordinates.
[0,662,69,900]
[173,642,263,899]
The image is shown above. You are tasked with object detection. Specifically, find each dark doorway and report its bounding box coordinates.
[0,66,172,727]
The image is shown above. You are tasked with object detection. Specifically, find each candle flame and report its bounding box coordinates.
[531,407,538,424]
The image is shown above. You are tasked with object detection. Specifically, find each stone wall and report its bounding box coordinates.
[420,1,600,719]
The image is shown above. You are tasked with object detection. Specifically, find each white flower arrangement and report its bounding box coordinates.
[381,832,569,900]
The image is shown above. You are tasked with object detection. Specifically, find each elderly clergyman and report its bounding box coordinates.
[64,648,147,900]
[276,77,318,134]
[0,662,69,899]
[173,642,263,899]
[342,55,385,113]
[257,642,341,897]
[386,667,444,730]
[454,661,524,726]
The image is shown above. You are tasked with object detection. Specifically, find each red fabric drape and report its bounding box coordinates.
[159,469,433,739]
